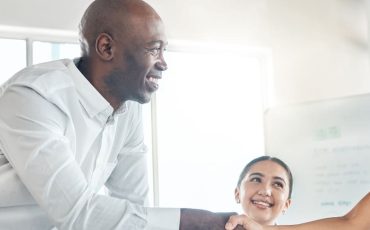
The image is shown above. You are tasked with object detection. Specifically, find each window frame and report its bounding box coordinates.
[0,26,274,209]
[0,25,79,67]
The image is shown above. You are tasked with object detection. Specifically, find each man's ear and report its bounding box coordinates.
[95,33,114,61]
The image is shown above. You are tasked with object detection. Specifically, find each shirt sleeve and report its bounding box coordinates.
[146,208,180,230]
[0,86,150,229]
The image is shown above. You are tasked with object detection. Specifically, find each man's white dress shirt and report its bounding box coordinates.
[0,59,179,230]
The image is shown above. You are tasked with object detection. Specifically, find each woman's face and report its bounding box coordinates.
[235,160,291,225]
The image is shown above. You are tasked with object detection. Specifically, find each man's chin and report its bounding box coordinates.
[133,94,152,104]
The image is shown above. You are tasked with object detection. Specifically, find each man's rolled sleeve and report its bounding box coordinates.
[146,208,180,230]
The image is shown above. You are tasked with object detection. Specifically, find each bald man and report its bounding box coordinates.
[0,0,238,229]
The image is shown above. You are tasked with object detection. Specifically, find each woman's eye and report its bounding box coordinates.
[273,182,284,188]
[250,177,261,183]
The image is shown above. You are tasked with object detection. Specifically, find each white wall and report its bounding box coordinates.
[266,0,370,106]
[1,0,369,106]
[0,0,91,31]
[149,0,370,106]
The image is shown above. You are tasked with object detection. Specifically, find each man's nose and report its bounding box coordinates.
[156,54,168,71]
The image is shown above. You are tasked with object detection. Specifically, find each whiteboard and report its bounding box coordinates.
[265,94,370,224]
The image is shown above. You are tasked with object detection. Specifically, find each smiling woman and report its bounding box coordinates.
[234,156,293,226]
[226,192,370,230]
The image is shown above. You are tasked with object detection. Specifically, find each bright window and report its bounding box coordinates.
[154,44,268,212]
[33,41,80,64]
[0,38,26,85]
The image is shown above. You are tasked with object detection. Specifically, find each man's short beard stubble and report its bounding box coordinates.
[104,69,149,105]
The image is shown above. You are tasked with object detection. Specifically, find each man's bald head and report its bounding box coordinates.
[79,0,161,57]
[76,0,167,109]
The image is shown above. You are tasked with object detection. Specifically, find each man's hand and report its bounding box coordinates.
[225,214,263,230]
[179,208,246,230]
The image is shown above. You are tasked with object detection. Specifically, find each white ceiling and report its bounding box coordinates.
[0,0,93,31]
[1,0,369,105]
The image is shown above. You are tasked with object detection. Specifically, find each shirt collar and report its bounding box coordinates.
[67,58,114,119]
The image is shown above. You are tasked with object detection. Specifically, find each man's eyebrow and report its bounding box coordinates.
[146,40,168,46]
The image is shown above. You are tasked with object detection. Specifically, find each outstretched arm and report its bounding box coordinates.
[226,192,370,230]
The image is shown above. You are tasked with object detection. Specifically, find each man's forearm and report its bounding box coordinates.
[180,208,243,230]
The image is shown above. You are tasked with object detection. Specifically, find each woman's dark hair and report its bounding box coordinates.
[236,155,293,199]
